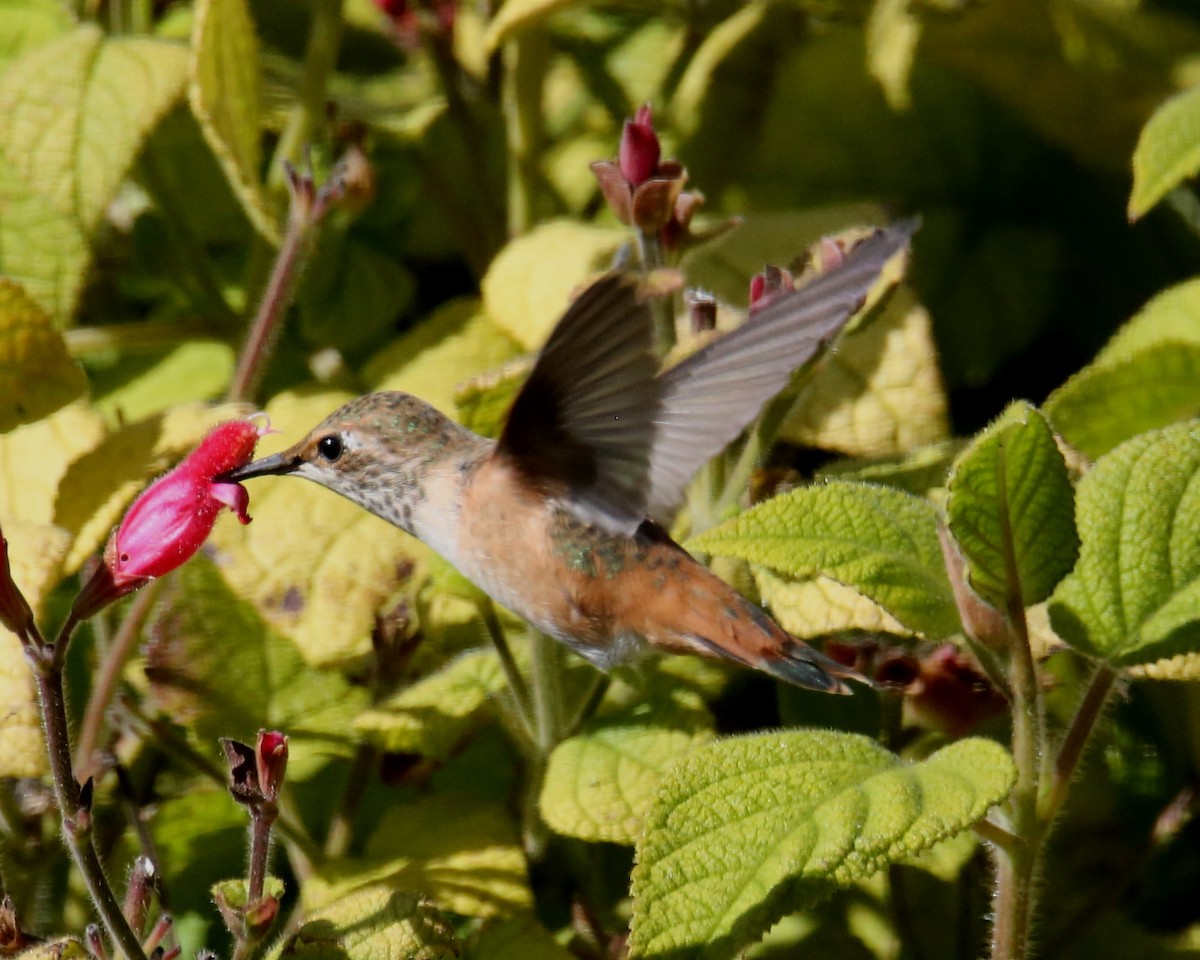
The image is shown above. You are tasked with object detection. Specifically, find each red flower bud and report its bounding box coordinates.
[619,104,661,187]
[0,532,34,639]
[71,417,268,620]
[255,730,288,802]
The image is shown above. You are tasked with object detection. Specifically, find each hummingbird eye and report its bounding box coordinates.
[317,435,344,462]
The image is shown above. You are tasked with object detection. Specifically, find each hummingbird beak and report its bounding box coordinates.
[217,452,300,483]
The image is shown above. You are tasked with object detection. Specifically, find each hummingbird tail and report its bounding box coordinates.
[756,641,864,695]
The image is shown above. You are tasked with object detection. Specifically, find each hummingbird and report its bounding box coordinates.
[223,223,913,693]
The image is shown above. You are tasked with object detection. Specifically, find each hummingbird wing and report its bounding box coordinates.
[498,273,662,534]
[643,220,916,521]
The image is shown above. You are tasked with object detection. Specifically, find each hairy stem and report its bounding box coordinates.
[26,635,148,960]
[1039,663,1117,825]
[478,600,536,747]
[323,744,376,860]
[267,0,346,196]
[76,583,162,780]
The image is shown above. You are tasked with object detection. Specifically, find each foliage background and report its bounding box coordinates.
[4,0,1200,958]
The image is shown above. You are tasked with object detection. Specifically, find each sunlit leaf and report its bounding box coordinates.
[267,887,461,960]
[365,297,521,418]
[946,402,1078,609]
[468,916,573,960]
[481,220,626,349]
[306,792,531,918]
[781,289,949,457]
[0,520,70,778]
[1046,278,1200,459]
[145,556,370,778]
[1049,420,1200,669]
[754,568,908,639]
[0,26,189,317]
[0,279,86,432]
[0,401,106,526]
[629,732,1015,959]
[189,0,278,242]
[484,0,583,51]
[1130,85,1200,221]
[540,693,714,845]
[93,341,236,423]
[866,0,920,110]
[688,482,957,639]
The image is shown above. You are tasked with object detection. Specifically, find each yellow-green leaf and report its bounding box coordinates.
[0,401,106,526]
[454,358,532,439]
[145,556,370,778]
[866,0,920,111]
[0,27,189,317]
[189,0,278,242]
[754,568,908,639]
[306,792,531,919]
[0,279,86,432]
[468,916,572,960]
[93,341,236,423]
[1129,84,1200,221]
[781,288,949,457]
[946,402,1078,610]
[267,888,461,960]
[0,0,72,70]
[1049,420,1200,669]
[629,732,1015,959]
[688,482,957,639]
[365,297,521,419]
[209,390,429,666]
[481,220,626,349]
[13,940,88,960]
[484,0,583,51]
[0,520,71,778]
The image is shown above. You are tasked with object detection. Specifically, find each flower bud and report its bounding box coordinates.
[71,418,267,621]
[0,532,34,639]
[619,104,661,187]
[255,730,288,803]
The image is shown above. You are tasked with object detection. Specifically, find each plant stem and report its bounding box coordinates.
[76,583,162,780]
[522,632,567,858]
[25,635,149,960]
[322,744,376,859]
[477,600,536,746]
[267,0,346,197]
[636,229,676,350]
[502,31,550,238]
[247,805,276,904]
[1039,663,1117,825]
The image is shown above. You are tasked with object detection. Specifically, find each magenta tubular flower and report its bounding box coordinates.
[71,418,267,620]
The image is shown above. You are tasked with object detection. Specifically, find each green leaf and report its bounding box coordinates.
[866,0,921,111]
[481,219,625,349]
[1046,278,1200,459]
[1049,420,1200,669]
[780,288,949,458]
[92,341,236,423]
[0,279,86,432]
[144,555,370,778]
[687,482,957,639]
[365,298,521,419]
[12,940,88,959]
[189,0,278,243]
[946,402,1078,610]
[306,792,531,919]
[0,0,72,70]
[629,732,1015,959]
[753,568,909,640]
[212,875,285,909]
[484,0,583,51]
[266,888,460,960]
[354,647,504,760]
[0,26,189,317]
[454,358,532,439]
[299,234,415,353]
[1129,85,1200,221]
[468,916,573,960]
[540,693,715,845]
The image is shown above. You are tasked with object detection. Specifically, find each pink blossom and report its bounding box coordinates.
[71,418,267,620]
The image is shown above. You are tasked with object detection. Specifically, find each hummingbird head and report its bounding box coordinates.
[219,392,474,532]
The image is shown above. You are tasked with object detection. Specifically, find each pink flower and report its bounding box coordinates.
[619,104,661,187]
[71,418,268,620]
[748,265,795,316]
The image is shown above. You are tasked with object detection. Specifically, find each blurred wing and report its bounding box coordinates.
[498,273,661,535]
[645,220,917,520]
